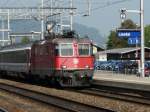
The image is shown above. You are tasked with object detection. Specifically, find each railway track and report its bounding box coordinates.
[0,82,113,112]
[0,108,8,112]
[75,84,150,105]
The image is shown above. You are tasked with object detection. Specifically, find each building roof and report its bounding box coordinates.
[97,47,150,54]
[92,44,104,51]
[0,42,33,52]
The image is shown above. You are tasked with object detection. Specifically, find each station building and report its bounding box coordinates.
[92,44,104,54]
[95,47,150,61]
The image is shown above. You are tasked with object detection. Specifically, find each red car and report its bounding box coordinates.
[145,67,150,77]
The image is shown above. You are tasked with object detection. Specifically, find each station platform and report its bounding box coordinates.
[93,70,150,92]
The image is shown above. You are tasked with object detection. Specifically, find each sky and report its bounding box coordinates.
[0,0,150,36]
[74,0,150,36]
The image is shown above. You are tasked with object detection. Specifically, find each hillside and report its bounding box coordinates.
[1,20,106,46]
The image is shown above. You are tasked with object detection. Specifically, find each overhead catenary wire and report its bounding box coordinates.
[0,0,134,32]
[77,0,132,15]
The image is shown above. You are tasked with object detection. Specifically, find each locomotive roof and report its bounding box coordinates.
[0,37,92,52]
[33,37,92,46]
[52,37,92,44]
[0,43,33,52]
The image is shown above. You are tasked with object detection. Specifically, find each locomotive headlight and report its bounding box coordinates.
[61,65,67,69]
[85,65,90,69]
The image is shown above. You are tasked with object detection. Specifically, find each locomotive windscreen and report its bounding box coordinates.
[61,44,73,56]
[55,44,73,56]
[78,44,91,56]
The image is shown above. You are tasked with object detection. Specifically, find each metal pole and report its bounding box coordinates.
[87,0,91,16]
[41,0,44,40]
[60,14,63,33]
[50,0,53,15]
[140,0,145,77]
[70,0,73,31]
[2,19,4,46]
[8,9,10,45]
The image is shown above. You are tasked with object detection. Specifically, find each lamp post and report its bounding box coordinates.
[140,0,145,77]
[120,0,145,77]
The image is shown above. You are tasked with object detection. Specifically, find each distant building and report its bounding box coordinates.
[95,51,107,61]
[92,44,104,54]
[95,47,150,61]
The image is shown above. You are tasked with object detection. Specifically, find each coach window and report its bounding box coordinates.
[78,44,90,56]
[60,44,73,56]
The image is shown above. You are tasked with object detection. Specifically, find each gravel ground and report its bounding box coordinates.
[0,89,69,112]
[0,79,150,112]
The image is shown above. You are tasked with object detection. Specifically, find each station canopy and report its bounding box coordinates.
[97,47,150,60]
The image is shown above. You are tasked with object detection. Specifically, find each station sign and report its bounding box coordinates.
[117,29,141,38]
[128,37,141,45]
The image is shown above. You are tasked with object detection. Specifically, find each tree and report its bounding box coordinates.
[106,19,137,49]
[106,31,128,49]
[120,19,137,29]
[21,37,30,44]
[145,25,150,47]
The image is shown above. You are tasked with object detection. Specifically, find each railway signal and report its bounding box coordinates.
[120,8,126,22]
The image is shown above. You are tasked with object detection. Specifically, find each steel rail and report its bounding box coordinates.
[0,82,113,112]
[75,84,150,105]
[0,108,7,112]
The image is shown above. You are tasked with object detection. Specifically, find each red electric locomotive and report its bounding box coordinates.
[0,31,94,87]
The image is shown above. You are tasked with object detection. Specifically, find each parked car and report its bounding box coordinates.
[144,67,150,77]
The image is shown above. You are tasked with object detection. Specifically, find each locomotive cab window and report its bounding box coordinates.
[78,44,90,56]
[60,44,73,56]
